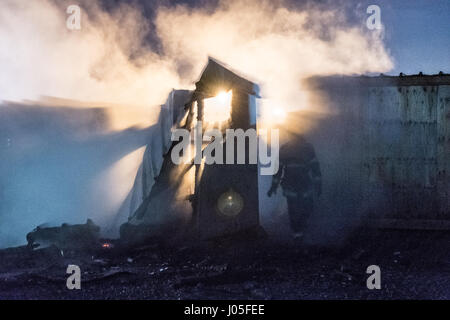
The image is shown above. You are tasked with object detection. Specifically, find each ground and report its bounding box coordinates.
[0,228,449,299]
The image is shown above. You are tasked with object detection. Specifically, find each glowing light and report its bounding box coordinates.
[271,107,287,124]
[216,91,230,105]
[217,188,244,217]
[203,90,232,123]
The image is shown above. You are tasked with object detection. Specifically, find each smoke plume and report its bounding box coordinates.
[0,0,393,247]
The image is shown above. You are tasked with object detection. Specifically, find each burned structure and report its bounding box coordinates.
[122,59,261,241]
[122,67,450,246]
[3,61,448,252]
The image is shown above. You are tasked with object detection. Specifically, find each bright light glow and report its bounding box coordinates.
[217,188,244,217]
[203,90,232,123]
[216,91,230,105]
[271,107,287,124]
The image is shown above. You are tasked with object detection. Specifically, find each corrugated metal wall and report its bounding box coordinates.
[363,86,441,219]
[307,75,450,227]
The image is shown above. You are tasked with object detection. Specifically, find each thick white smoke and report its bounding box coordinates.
[155,0,392,117]
[0,0,393,247]
[0,0,392,115]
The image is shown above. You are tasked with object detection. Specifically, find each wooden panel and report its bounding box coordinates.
[197,91,260,239]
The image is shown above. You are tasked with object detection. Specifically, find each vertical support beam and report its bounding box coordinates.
[184,101,195,130]
[197,98,204,124]
[192,98,204,231]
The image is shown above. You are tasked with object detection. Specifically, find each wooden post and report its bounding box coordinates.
[192,98,204,231]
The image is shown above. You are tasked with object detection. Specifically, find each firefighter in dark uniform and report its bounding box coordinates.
[267,134,322,238]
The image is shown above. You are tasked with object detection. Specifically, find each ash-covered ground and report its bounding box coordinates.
[0,228,449,299]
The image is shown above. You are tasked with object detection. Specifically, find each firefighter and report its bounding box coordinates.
[267,134,322,238]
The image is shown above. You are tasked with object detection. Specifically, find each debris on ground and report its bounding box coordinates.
[0,229,449,299]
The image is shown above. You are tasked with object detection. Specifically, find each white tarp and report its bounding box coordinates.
[128,89,191,218]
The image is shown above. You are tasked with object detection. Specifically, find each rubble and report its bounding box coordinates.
[0,229,449,299]
[26,219,100,250]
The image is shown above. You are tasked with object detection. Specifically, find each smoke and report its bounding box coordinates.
[0,0,393,247]
[155,0,392,116]
[0,0,182,120]
[1,0,392,113]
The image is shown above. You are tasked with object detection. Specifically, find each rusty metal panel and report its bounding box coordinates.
[437,86,450,217]
[306,75,450,227]
[362,85,440,219]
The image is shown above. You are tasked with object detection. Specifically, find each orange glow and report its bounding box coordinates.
[203,90,232,123]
